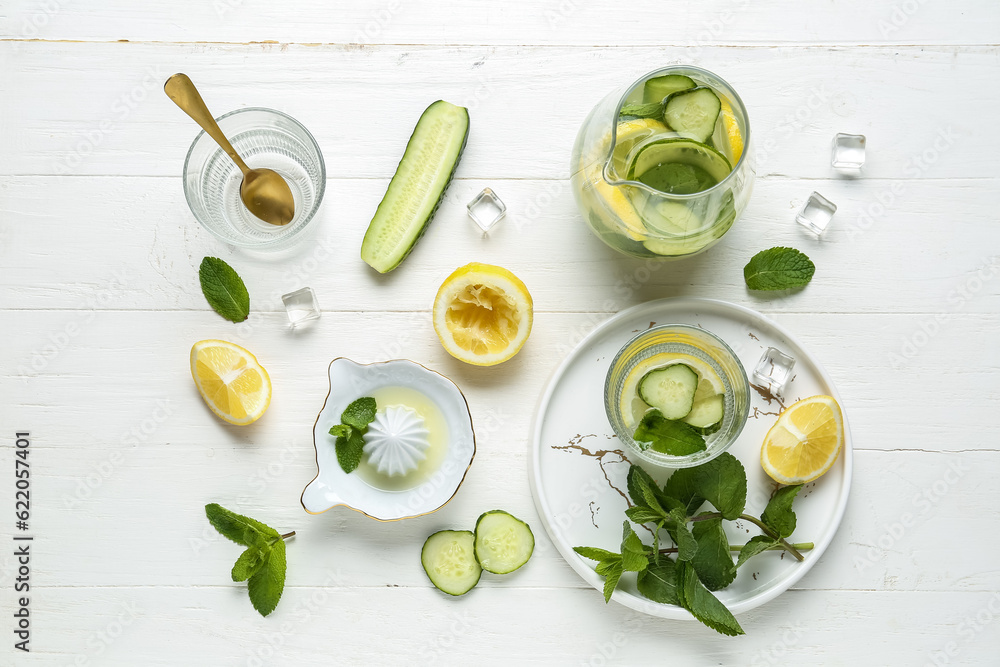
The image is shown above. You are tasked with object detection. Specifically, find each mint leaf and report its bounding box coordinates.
[761,485,802,539]
[637,557,680,605]
[341,397,377,431]
[574,546,619,562]
[198,257,250,322]
[737,535,779,569]
[627,466,683,515]
[602,561,624,603]
[328,424,352,439]
[690,517,737,591]
[664,453,747,521]
[620,522,649,572]
[662,469,705,516]
[627,467,668,516]
[664,508,698,561]
[620,101,664,119]
[596,557,622,576]
[247,539,286,617]
[335,431,366,473]
[231,546,267,582]
[634,410,706,456]
[743,247,815,291]
[205,503,279,544]
[625,506,666,525]
[677,562,745,636]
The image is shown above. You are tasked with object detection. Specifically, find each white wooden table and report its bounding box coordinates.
[2,2,999,664]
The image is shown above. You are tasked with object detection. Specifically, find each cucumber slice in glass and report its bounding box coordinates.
[474,510,534,574]
[642,74,696,104]
[663,87,722,144]
[638,364,699,420]
[361,100,470,273]
[683,393,725,435]
[421,530,482,596]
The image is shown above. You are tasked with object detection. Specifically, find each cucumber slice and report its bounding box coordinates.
[619,101,664,119]
[642,75,696,104]
[421,530,482,596]
[683,393,725,435]
[663,87,722,144]
[646,200,704,236]
[474,510,534,574]
[628,138,732,194]
[638,364,699,420]
[361,100,470,273]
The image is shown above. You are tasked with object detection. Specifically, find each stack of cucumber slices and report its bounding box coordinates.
[622,354,727,455]
[421,510,534,596]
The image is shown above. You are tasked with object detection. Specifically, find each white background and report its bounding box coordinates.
[2,1,999,665]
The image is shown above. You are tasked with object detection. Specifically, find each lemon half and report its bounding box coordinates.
[761,395,844,484]
[433,263,533,366]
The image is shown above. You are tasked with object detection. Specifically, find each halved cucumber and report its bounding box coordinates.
[361,100,470,273]
[642,74,696,104]
[421,530,482,596]
[683,393,724,435]
[474,510,534,574]
[663,87,722,144]
[638,364,699,420]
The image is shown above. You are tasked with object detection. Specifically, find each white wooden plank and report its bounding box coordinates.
[2,176,998,314]
[2,310,997,455]
[1,431,996,595]
[2,0,997,46]
[1,42,995,180]
[3,587,999,666]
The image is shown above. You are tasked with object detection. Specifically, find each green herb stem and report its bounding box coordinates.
[280,532,296,540]
[658,542,813,555]
[688,512,807,561]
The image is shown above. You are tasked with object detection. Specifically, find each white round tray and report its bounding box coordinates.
[529,297,852,619]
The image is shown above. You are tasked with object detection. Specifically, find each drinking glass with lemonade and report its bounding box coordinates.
[571,66,754,259]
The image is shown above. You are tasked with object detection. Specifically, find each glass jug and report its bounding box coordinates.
[570,66,754,259]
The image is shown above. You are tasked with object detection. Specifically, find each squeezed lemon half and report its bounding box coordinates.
[433,263,533,366]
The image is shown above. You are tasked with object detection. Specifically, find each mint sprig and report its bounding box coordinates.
[199,257,250,322]
[743,247,815,291]
[574,454,814,636]
[205,504,293,617]
[329,397,377,473]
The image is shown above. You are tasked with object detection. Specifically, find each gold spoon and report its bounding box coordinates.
[164,73,295,226]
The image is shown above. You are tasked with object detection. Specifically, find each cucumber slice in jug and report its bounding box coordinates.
[683,393,725,435]
[421,530,482,596]
[638,364,699,420]
[663,87,722,144]
[361,100,470,273]
[474,510,534,574]
[642,74,696,104]
[627,138,732,192]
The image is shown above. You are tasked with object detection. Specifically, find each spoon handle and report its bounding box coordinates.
[164,73,250,175]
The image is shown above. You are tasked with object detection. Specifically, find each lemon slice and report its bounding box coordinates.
[718,97,744,164]
[620,353,724,429]
[580,118,666,241]
[761,395,844,484]
[190,340,271,425]
[433,263,533,366]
